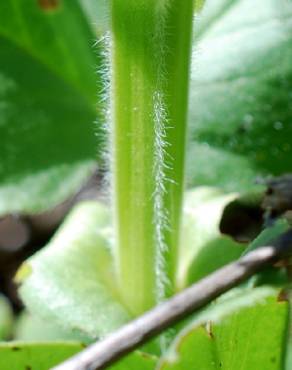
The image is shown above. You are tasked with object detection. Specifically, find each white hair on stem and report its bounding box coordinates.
[152,0,172,304]
[94,32,113,209]
[152,0,177,351]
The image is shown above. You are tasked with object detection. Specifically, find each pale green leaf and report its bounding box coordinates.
[18,202,130,340]
[14,311,89,343]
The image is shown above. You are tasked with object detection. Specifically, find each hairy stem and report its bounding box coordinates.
[111,0,194,315]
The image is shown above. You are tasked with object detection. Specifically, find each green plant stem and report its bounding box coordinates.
[111,0,194,315]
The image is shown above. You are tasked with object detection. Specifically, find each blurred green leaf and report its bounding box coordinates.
[0,294,13,340]
[158,287,288,370]
[0,341,156,370]
[0,342,83,370]
[19,187,245,328]
[2,0,292,213]
[187,0,292,191]
[109,352,157,370]
[80,0,109,33]
[0,161,96,215]
[14,311,89,343]
[244,218,290,255]
[0,1,98,104]
[18,202,130,340]
[243,218,290,288]
[0,1,103,215]
[177,188,245,289]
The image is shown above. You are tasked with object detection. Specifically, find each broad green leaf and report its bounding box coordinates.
[18,202,130,340]
[0,161,96,216]
[0,1,98,103]
[177,188,245,290]
[0,294,13,340]
[0,341,156,370]
[0,1,103,215]
[187,0,292,191]
[109,351,157,370]
[0,342,83,370]
[19,188,246,327]
[158,287,288,370]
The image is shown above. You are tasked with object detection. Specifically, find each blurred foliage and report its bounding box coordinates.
[0,0,292,215]
[17,202,130,341]
[187,0,292,191]
[0,342,84,370]
[0,294,13,340]
[0,0,102,215]
[159,287,288,369]
[1,0,292,369]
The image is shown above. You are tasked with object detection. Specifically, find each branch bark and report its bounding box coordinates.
[52,230,292,370]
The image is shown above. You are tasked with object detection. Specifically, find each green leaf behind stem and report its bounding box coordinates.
[158,287,288,370]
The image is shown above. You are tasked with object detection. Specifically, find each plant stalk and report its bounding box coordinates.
[111,0,194,315]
